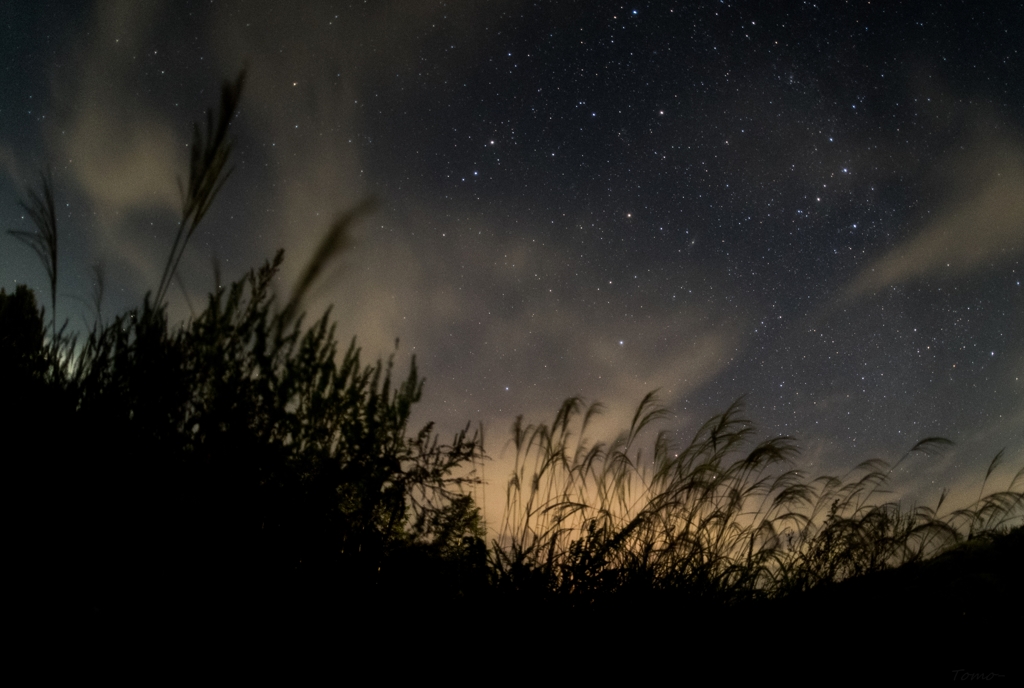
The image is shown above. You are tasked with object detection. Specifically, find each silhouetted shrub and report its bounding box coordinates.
[3,71,487,627]
[4,258,485,626]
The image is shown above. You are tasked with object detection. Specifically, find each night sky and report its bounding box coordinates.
[3,1,1022,526]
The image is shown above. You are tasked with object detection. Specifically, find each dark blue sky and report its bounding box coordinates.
[2,0,1022,524]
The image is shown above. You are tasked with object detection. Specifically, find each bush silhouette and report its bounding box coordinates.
[2,74,486,629]
[5,254,487,626]
[1,285,47,379]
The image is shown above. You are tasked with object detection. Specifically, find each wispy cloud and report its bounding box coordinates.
[50,1,182,283]
[845,119,1024,298]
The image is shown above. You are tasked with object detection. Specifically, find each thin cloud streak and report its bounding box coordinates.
[846,122,1024,299]
[51,0,183,285]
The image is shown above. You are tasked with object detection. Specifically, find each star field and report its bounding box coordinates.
[2,0,1022,520]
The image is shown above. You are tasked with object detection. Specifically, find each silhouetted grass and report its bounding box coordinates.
[8,172,58,339]
[155,71,245,307]
[491,394,1023,608]
[3,71,1020,659]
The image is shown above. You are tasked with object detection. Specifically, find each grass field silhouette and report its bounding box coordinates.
[3,71,1020,679]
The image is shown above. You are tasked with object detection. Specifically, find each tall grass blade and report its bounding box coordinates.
[155,70,246,307]
[979,449,1005,503]
[279,196,377,332]
[8,172,58,339]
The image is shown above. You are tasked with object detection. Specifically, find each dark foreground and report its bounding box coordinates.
[14,528,1018,682]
